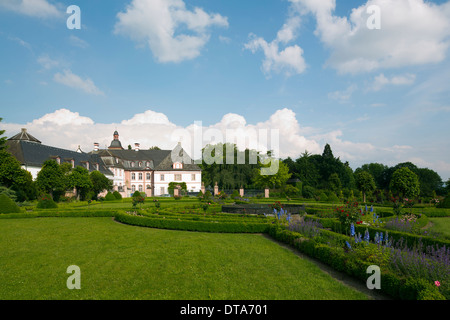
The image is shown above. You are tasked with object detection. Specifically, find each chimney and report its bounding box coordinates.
[135,143,140,152]
[94,142,99,152]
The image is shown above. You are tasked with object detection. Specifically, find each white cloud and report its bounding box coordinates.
[245,7,306,77]
[69,35,89,49]
[328,84,357,103]
[31,108,94,126]
[37,54,60,70]
[292,0,450,74]
[114,0,228,63]
[53,70,104,96]
[0,0,62,18]
[370,73,416,91]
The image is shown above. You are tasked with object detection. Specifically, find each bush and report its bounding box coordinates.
[302,186,315,199]
[113,191,122,200]
[437,195,450,208]
[36,194,58,209]
[0,194,21,214]
[317,191,328,202]
[105,192,116,201]
[327,192,340,203]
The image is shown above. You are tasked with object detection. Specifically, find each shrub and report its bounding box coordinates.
[437,195,450,208]
[327,192,340,203]
[0,194,21,214]
[36,194,58,209]
[105,192,116,201]
[317,191,328,202]
[132,190,142,198]
[302,185,315,199]
[113,191,122,200]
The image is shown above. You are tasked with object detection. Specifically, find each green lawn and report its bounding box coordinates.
[429,217,450,240]
[0,217,368,300]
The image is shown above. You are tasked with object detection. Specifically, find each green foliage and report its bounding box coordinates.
[334,201,362,232]
[168,182,187,195]
[36,194,58,209]
[132,190,141,198]
[355,171,376,203]
[200,143,259,189]
[437,194,450,209]
[113,191,122,200]
[0,194,20,214]
[302,185,315,199]
[36,160,67,197]
[68,166,93,201]
[252,158,291,189]
[105,192,116,201]
[390,167,420,199]
[90,171,112,199]
[0,118,7,151]
[0,186,17,201]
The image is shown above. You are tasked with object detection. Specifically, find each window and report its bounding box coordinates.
[160,187,165,195]
[191,174,196,181]
[173,162,183,169]
[146,161,150,167]
[131,162,135,168]
[160,174,165,181]
[146,184,151,190]
[139,185,143,192]
[132,173,136,180]
[132,185,136,192]
[146,173,151,180]
[175,174,182,181]
[139,162,142,167]
[138,173,143,180]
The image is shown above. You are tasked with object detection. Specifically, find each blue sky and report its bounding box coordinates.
[1,0,450,180]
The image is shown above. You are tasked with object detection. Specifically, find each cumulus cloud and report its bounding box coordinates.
[0,0,62,18]
[292,0,450,74]
[54,70,104,96]
[114,0,228,63]
[370,73,416,92]
[244,9,306,77]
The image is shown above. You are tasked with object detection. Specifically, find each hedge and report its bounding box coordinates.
[0,194,21,214]
[267,225,446,300]
[114,212,270,234]
[305,214,450,251]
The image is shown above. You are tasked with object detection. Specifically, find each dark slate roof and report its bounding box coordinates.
[92,145,201,171]
[108,139,123,150]
[5,140,114,177]
[8,128,41,144]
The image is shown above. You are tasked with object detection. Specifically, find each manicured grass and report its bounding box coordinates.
[0,217,368,300]
[429,217,450,240]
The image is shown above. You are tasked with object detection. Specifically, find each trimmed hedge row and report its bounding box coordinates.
[305,214,450,251]
[114,212,271,233]
[267,225,446,300]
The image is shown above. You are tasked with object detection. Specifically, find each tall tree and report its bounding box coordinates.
[252,159,291,189]
[390,167,420,199]
[90,170,113,199]
[355,171,376,203]
[68,166,93,200]
[36,160,68,198]
[415,167,443,197]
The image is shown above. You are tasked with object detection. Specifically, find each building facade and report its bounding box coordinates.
[91,131,202,197]
[5,129,202,198]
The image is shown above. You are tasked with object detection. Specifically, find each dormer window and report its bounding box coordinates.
[173,162,183,169]
[71,159,75,168]
[131,162,135,168]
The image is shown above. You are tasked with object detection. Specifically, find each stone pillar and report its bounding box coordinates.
[201,182,205,194]
[239,186,244,197]
[265,188,270,198]
[214,182,219,196]
[174,186,180,197]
